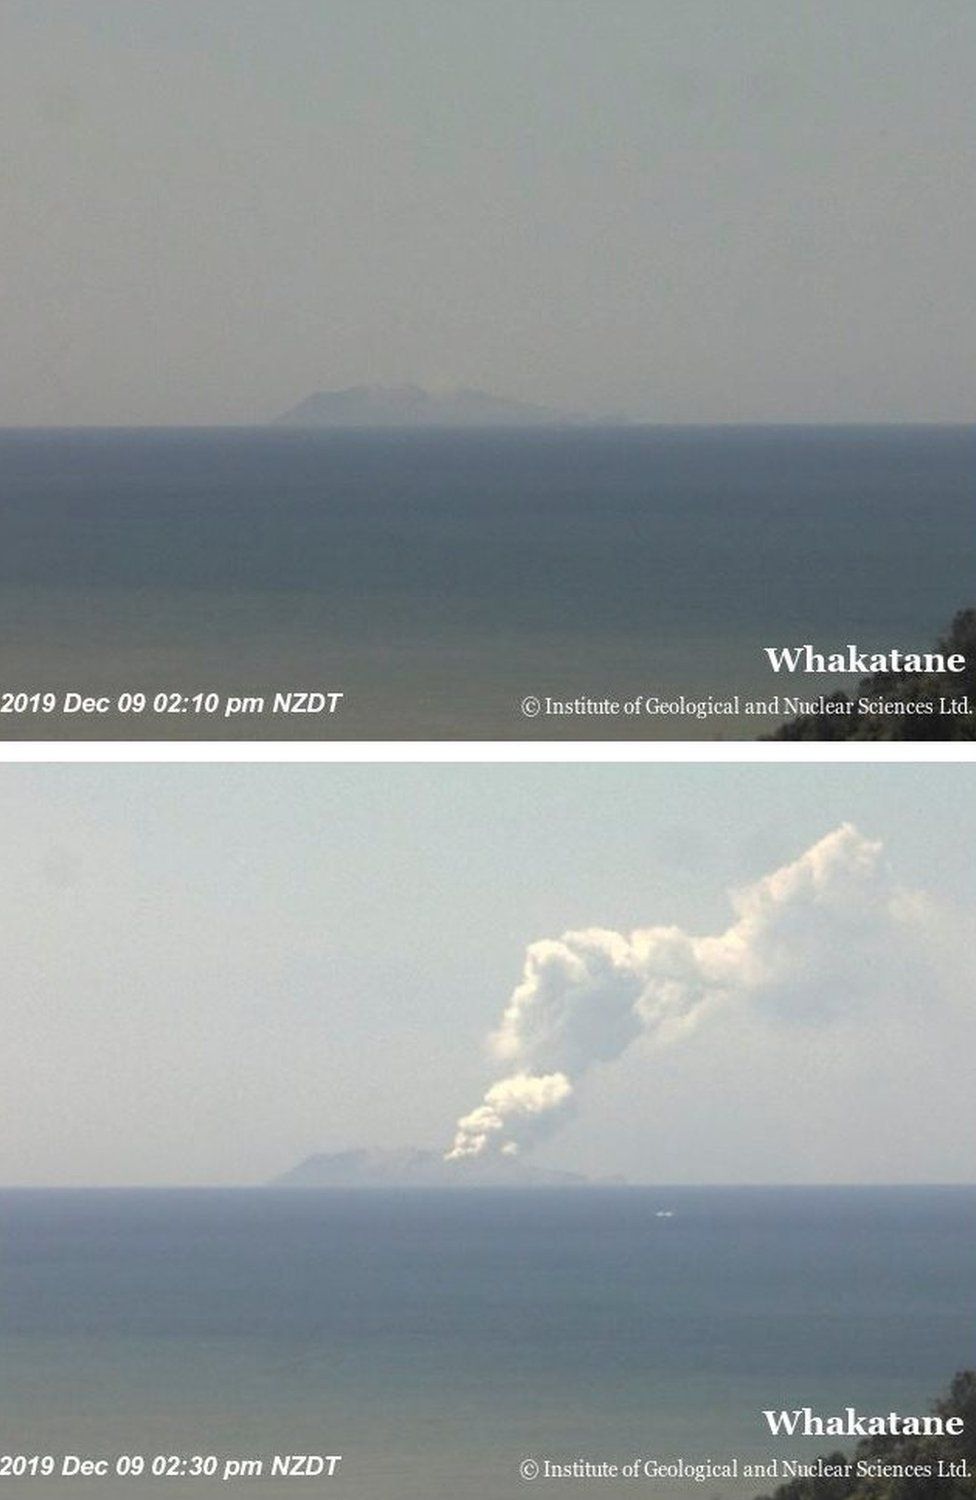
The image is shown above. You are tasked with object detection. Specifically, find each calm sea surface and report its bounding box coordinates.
[0,427,974,737]
[0,1187,973,1498]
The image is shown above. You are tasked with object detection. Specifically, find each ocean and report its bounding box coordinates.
[0,426,974,738]
[0,1187,973,1498]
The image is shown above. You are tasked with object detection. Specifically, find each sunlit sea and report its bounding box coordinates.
[1,1187,973,1498]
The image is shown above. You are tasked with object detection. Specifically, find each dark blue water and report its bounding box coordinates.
[0,427,973,737]
[0,1188,973,1497]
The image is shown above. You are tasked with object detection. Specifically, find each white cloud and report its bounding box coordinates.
[446,824,936,1161]
[447,1072,573,1160]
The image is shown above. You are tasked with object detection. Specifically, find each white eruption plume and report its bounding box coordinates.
[446,824,923,1162]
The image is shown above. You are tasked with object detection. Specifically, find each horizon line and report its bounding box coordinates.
[1,419,974,433]
[2,1180,974,1191]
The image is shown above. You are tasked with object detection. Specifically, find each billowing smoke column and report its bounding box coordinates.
[446,824,912,1161]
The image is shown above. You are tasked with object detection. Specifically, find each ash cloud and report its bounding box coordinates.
[446,824,931,1162]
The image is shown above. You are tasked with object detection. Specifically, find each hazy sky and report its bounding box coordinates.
[2,1,975,424]
[2,761,973,1187]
